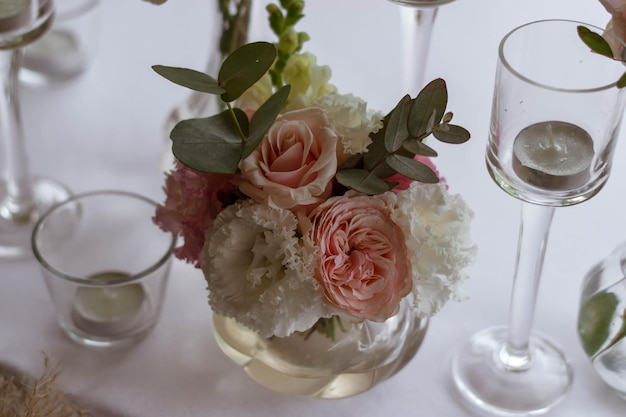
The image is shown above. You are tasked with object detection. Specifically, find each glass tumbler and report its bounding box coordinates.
[32,190,177,349]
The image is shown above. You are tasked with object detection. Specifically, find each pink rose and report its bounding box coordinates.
[601,0,626,56]
[309,192,412,321]
[238,108,338,213]
[154,161,238,267]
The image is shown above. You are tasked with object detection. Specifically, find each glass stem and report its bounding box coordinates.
[0,48,35,222]
[399,6,438,94]
[499,202,555,369]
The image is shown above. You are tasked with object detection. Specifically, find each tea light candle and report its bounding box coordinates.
[72,271,146,337]
[0,0,30,33]
[512,121,594,190]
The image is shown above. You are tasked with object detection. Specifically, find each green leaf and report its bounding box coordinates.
[577,26,615,59]
[243,85,291,158]
[363,123,388,171]
[432,123,471,144]
[384,95,412,153]
[385,154,439,183]
[617,71,626,88]
[408,78,448,138]
[578,291,619,357]
[402,140,438,157]
[218,42,277,102]
[170,109,249,173]
[152,65,225,94]
[336,169,394,195]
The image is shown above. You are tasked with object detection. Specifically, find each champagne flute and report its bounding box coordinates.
[0,0,71,258]
[451,19,626,416]
[385,0,456,94]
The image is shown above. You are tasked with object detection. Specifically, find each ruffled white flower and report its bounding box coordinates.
[314,92,383,162]
[202,200,331,338]
[393,182,476,317]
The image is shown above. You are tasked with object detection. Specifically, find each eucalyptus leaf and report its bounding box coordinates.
[336,169,394,195]
[371,160,397,179]
[363,124,388,171]
[170,109,249,173]
[385,154,439,183]
[384,95,412,153]
[408,78,448,138]
[218,42,277,102]
[578,291,619,357]
[152,65,225,94]
[402,140,438,157]
[243,85,291,158]
[432,123,471,144]
[577,26,615,59]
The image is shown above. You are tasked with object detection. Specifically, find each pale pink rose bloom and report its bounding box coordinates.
[309,192,412,321]
[601,0,626,56]
[153,161,238,268]
[239,108,338,213]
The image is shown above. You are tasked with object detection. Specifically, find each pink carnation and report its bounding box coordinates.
[154,161,238,267]
[309,192,412,321]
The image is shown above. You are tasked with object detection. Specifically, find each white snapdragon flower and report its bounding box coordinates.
[314,92,383,161]
[202,200,331,338]
[283,52,336,111]
[393,182,477,316]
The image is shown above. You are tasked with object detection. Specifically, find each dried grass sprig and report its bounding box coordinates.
[0,355,91,417]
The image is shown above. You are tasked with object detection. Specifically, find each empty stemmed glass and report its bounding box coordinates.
[451,19,626,416]
[0,0,71,258]
[385,0,456,93]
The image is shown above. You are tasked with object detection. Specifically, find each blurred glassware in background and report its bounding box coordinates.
[21,0,101,86]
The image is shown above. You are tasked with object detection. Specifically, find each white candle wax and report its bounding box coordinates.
[72,271,146,337]
[512,121,594,191]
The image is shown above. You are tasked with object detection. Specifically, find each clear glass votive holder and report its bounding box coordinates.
[32,190,176,349]
[21,0,102,85]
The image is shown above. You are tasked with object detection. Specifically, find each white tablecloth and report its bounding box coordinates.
[2,0,625,416]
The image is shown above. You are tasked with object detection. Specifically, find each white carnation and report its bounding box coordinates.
[314,92,383,159]
[393,182,477,317]
[202,200,331,338]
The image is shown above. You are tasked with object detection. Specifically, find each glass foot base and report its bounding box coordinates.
[451,325,573,416]
[0,176,72,259]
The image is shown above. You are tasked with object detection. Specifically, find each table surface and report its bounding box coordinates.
[2,0,626,416]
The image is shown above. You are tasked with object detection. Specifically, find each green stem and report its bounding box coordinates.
[226,102,247,141]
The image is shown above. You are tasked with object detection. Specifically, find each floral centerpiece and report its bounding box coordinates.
[150,0,476,396]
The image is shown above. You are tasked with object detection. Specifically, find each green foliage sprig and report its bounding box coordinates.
[336,79,470,195]
[577,26,626,88]
[153,42,290,174]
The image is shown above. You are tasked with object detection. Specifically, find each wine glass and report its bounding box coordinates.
[385,0,456,94]
[0,0,72,258]
[451,19,626,416]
